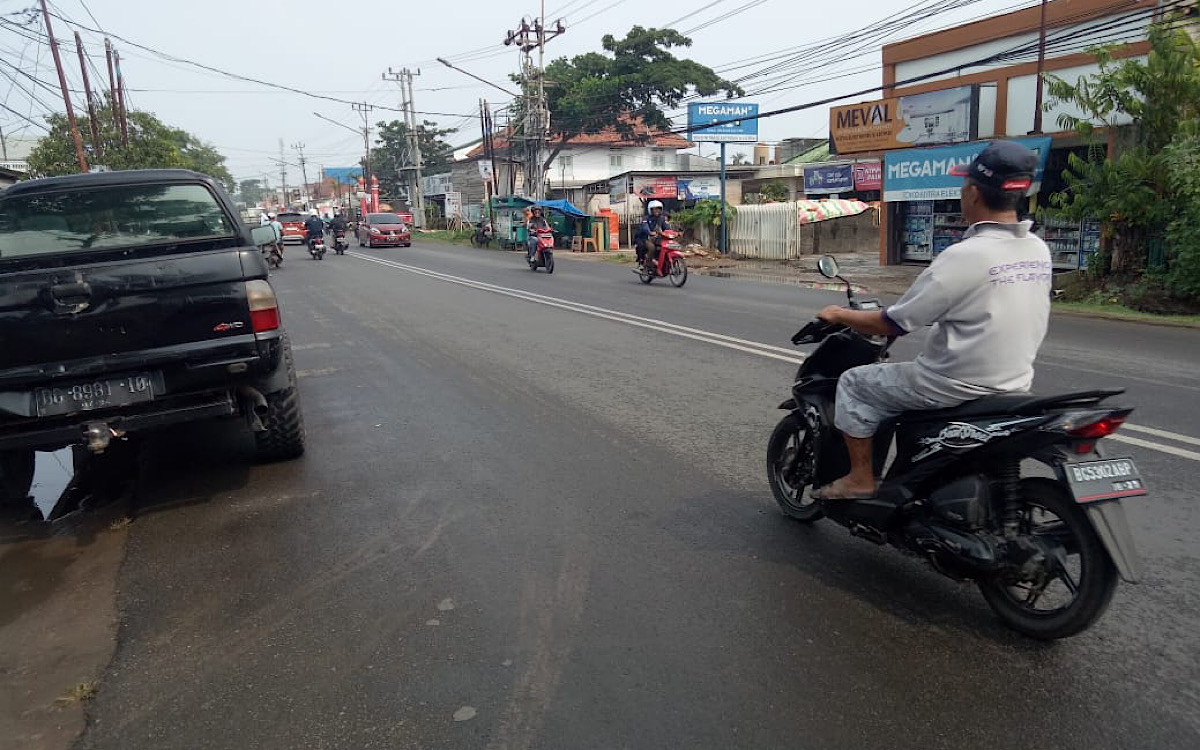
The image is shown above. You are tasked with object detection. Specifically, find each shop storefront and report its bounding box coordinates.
[882,136,1081,265]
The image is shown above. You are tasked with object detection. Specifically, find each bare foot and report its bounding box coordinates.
[811,476,877,500]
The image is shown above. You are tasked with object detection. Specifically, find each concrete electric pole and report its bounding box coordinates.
[292,142,310,206]
[351,102,375,188]
[39,0,88,172]
[504,10,565,200]
[74,32,103,161]
[383,67,426,227]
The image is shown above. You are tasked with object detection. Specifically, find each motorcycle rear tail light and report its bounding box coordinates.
[1068,414,1127,439]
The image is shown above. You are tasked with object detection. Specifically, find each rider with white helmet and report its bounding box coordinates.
[635,199,669,268]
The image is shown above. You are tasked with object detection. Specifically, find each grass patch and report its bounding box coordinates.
[415,229,473,245]
[1053,300,1200,327]
[601,253,634,264]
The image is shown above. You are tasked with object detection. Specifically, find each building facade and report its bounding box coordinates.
[836,0,1163,267]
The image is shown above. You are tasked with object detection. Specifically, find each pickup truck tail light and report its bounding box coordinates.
[246,280,280,333]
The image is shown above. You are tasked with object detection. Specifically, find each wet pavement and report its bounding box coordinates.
[3,240,1199,749]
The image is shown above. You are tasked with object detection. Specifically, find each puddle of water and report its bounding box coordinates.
[30,449,74,519]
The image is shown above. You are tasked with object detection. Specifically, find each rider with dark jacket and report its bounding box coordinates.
[634,200,669,268]
[304,214,325,249]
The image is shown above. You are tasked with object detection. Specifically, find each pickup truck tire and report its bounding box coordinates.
[0,449,35,506]
[255,338,306,462]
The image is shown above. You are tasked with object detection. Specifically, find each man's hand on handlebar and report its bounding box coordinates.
[818,305,899,337]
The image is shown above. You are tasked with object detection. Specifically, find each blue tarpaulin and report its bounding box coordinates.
[534,199,588,218]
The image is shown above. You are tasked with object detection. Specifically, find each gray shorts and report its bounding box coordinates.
[834,362,974,438]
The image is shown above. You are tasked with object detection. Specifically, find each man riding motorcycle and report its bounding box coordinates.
[526,205,551,263]
[304,212,325,252]
[635,200,669,269]
[811,140,1050,500]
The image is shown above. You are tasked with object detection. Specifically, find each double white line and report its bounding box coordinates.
[349,252,1200,463]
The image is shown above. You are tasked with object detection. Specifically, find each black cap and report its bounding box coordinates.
[949,140,1038,191]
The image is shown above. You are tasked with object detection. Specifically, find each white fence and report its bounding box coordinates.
[728,203,809,260]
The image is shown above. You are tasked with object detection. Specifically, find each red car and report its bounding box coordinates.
[357,213,412,248]
[277,212,308,244]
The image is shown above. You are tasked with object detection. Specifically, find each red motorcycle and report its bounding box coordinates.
[635,228,687,287]
[528,228,555,274]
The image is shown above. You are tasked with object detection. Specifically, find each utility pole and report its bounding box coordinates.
[384,67,426,227]
[352,102,375,188]
[504,12,565,200]
[74,32,104,161]
[292,142,310,207]
[277,138,288,209]
[104,39,119,124]
[113,49,129,146]
[39,0,88,172]
[1031,0,1049,134]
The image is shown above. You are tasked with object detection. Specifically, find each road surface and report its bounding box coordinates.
[10,240,1200,749]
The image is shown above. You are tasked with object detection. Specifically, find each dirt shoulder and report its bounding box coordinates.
[0,514,127,750]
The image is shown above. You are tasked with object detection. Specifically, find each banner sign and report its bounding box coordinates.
[803,164,854,195]
[687,102,759,143]
[678,176,721,200]
[830,86,975,154]
[852,161,882,191]
[883,136,1052,202]
[608,176,629,201]
[323,167,362,185]
[632,176,678,200]
[444,191,462,219]
[477,161,494,182]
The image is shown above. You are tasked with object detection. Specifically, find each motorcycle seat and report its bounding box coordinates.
[900,389,1125,422]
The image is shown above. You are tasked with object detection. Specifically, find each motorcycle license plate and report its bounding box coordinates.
[1064,457,1147,503]
[34,373,155,417]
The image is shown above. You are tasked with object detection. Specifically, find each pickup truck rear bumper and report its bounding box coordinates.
[0,390,238,452]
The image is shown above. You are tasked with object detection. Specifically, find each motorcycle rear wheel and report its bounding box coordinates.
[978,478,1118,640]
[767,414,823,522]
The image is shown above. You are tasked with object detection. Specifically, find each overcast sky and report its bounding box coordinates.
[2,0,1042,183]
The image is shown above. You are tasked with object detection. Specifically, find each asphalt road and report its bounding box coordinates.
[72,241,1200,748]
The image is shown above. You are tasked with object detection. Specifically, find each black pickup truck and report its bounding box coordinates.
[0,169,305,506]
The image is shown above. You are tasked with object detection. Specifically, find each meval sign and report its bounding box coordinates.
[687,102,759,143]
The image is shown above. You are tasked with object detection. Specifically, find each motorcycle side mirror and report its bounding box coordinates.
[250,225,277,247]
[817,255,839,279]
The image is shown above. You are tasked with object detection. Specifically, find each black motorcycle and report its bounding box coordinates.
[471,221,495,248]
[332,228,348,255]
[766,255,1145,639]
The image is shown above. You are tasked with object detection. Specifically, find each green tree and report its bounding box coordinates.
[239,178,268,206]
[372,119,458,198]
[527,26,742,173]
[1043,20,1200,282]
[26,95,234,190]
[759,181,789,203]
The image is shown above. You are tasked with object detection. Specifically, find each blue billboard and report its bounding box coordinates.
[883,137,1052,202]
[324,167,363,185]
[687,102,759,143]
[803,164,854,195]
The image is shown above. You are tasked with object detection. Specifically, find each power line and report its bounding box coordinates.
[34,7,472,117]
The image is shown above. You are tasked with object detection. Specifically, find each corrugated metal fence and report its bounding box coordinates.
[728,203,811,260]
[727,203,879,259]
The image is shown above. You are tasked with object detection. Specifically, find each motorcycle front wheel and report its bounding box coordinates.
[669,257,688,288]
[766,414,823,522]
[545,252,554,274]
[978,478,1118,640]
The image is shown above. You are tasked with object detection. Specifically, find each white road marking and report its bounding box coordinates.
[349,252,805,364]
[1108,434,1200,462]
[1120,424,1200,447]
[350,252,1200,463]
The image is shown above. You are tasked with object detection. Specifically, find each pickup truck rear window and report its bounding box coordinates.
[0,183,237,260]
